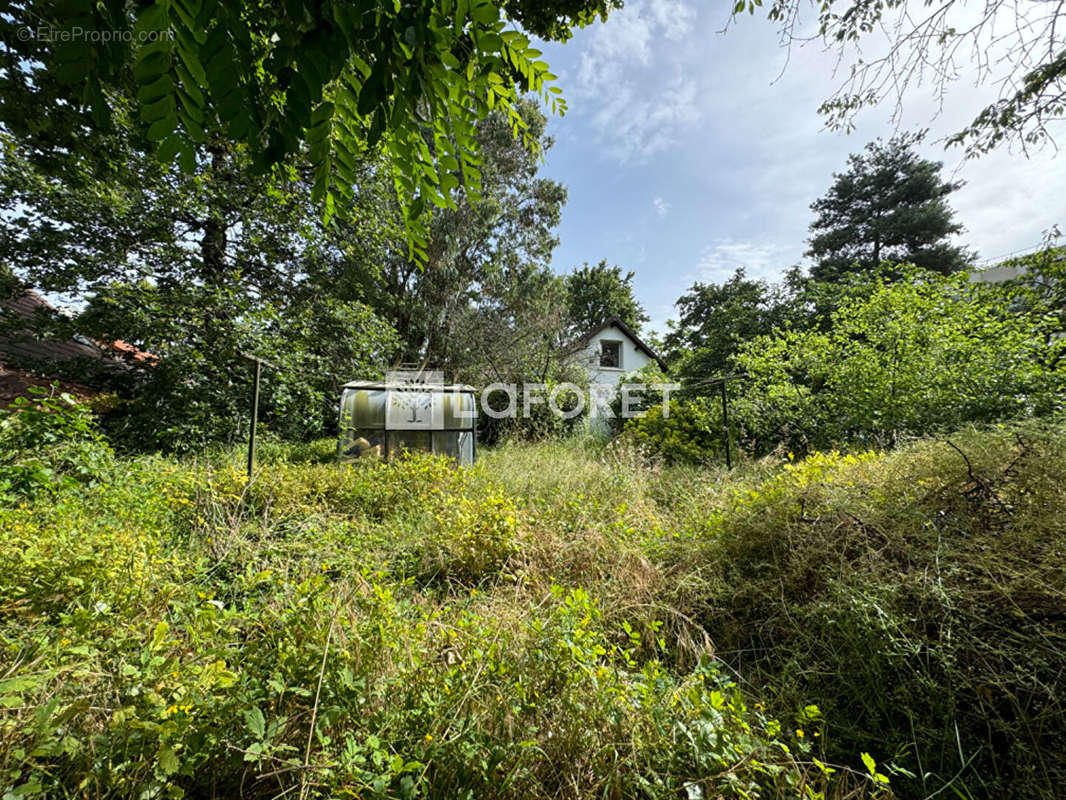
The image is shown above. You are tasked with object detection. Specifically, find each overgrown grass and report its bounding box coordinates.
[663,426,1066,800]
[2,417,1064,798]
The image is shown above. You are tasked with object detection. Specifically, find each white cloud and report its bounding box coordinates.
[942,147,1065,264]
[565,0,699,163]
[652,196,671,217]
[695,239,798,283]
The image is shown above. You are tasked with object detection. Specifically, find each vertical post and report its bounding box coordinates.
[720,379,731,470]
[247,358,261,480]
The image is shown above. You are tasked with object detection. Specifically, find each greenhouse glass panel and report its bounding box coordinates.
[338,380,477,465]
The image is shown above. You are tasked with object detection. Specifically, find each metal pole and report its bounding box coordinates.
[247,358,261,480]
[720,379,731,470]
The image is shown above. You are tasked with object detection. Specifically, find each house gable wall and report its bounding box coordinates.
[578,324,653,387]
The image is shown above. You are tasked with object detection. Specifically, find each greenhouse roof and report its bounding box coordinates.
[342,380,477,392]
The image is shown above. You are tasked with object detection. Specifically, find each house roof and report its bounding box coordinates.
[571,315,667,372]
[1,290,108,364]
[0,366,101,409]
[0,288,156,368]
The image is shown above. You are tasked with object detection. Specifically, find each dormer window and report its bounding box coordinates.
[599,340,621,368]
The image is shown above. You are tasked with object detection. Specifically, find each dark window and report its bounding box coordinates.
[600,340,621,368]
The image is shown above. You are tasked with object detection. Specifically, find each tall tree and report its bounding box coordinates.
[807,135,973,282]
[325,97,570,380]
[663,268,802,384]
[0,80,576,449]
[564,260,649,335]
[0,103,397,450]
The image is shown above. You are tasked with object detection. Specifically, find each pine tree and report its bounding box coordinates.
[807,135,973,281]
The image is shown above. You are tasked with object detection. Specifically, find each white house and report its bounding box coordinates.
[969,263,1028,284]
[564,316,666,432]
[568,315,665,387]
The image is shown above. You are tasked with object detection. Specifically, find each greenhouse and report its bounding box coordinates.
[338,380,478,465]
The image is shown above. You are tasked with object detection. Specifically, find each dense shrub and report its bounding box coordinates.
[0,387,113,502]
[620,398,724,465]
[478,379,588,445]
[100,294,398,452]
[12,403,1064,798]
[732,271,1064,454]
[667,425,1066,799]
[644,269,1065,465]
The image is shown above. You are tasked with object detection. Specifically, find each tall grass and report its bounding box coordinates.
[2,417,1063,798]
[0,435,874,799]
[658,426,1066,799]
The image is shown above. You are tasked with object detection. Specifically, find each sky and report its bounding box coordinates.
[535,0,1066,335]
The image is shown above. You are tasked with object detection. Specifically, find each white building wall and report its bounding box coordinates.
[578,324,653,387]
[563,324,659,436]
[969,264,1028,284]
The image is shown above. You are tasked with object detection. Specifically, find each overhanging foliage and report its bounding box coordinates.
[2,0,614,258]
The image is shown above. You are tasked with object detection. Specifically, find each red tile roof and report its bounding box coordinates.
[0,288,156,368]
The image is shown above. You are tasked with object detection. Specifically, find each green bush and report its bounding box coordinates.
[10,425,1060,798]
[0,388,113,502]
[732,270,1064,454]
[621,397,724,465]
[667,425,1066,799]
[419,491,520,585]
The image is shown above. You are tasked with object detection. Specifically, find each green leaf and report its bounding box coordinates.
[137,74,174,104]
[172,0,207,43]
[177,87,206,123]
[7,779,42,797]
[177,140,197,173]
[310,101,334,131]
[134,3,169,36]
[408,195,426,220]
[176,41,209,86]
[367,107,386,147]
[157,133,184,162]
[244,706,266,738]
[470,1,498,24]
[158,743,179,775]
[134,50,173,84]
[147,117,176,142]
[150,620,169,649]
[861,752,877,775]
[358,59,388,116]
[179,108,206,142]
[142,93,177,122]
